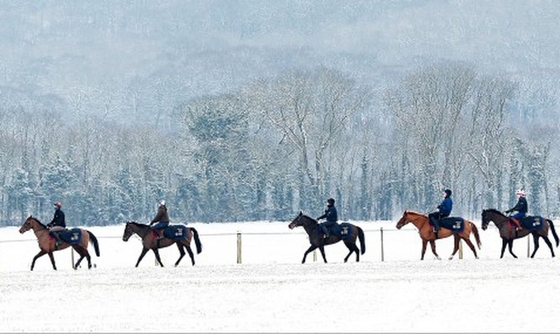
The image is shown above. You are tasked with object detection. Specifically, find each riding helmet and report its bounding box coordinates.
[54,201,62,208]
[327,198,335,205]
[444,189,452,197]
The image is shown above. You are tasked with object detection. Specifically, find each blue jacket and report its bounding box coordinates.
[317,205,338,223]
[437,197,453,216]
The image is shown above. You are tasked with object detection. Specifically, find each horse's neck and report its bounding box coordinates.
[302,220,318,234]
[409,214,428,229]
[132,225,150,237]
[31,222,48,238]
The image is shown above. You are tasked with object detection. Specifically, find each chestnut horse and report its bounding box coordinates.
[19,215,100,271]
[481,209,559,258]
[396,210,481,260]
[288,211,365,263]
[122,221,202,267]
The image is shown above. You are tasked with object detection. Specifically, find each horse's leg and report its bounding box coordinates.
[73,246,86,269]
[530,234,540,258]
[343,240,359,262]
[135,248,150,267]
[429,240,441,260]
[420,239,428,260]
[30,250,47,271]
[47,252,57,270]
[318,244,328,263]
[152,248,164,267]
[462,237,479,259]
[174,243,186,267]
[507,239,518,258]
[449,235,460,260]
[541,235,555,257]
[302,244,317,264]
[185,244,195,266]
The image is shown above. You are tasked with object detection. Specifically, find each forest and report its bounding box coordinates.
[0,1,559,225]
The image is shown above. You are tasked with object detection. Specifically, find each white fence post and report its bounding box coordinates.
[237,231,242,264]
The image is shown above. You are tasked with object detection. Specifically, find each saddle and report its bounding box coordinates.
[154,225,188,240]
[52,228,83,245]
[512,216,545,231]
[432,217,465,233]
[319,223,353,240]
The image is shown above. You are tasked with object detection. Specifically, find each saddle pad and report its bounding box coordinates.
[439,217,465,233]
[520,216,545,231]
[330,223,353,240]
[59,228,83,245]
[163,225,188,240]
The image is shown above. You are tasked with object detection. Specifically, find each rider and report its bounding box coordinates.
[47,201,66,247]
[149,200,170,239]
[428,189,453,239]
[505,189,527,231]
[316,198,338,239]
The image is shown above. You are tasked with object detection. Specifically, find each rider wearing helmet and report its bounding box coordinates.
[505,189,527,231]
[47,201,66,247]
[428,189,453,239]
[150,200,170,239]
[316,198,338,239]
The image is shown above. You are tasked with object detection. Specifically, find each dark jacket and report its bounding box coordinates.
[150,205,170,225]
[49,208,66,228]
[508,197,528,214]
[437,197,453,216]
[317,205,338,224]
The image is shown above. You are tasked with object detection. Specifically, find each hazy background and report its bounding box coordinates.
[1,1,559,226]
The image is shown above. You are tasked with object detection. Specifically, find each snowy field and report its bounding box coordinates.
[1,217,559,333]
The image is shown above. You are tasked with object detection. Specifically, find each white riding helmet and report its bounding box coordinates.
[516,189,525,197]
[159,200,166,206]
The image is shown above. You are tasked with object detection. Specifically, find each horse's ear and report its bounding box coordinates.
[298,211,303,216]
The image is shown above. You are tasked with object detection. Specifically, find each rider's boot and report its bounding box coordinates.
[512,218,523,231]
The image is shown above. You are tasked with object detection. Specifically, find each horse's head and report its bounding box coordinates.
[481,209,505,230]
[288,211,316,229]
[396,210,411,229]
[122,222,136,241]
[19,215,42,234]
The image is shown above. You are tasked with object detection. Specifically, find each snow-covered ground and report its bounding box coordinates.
[1,218,558,332]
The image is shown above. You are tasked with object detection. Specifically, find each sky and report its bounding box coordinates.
[1,218,559,333]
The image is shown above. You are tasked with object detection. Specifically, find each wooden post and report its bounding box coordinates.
[237,231,242,264]
[380,227,384,262]
[313,249,317,262]
[527,236,530,258]
[71,248,75,268]
[459,239,463,259]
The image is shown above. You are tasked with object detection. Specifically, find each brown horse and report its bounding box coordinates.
[481,208,559,258]
[396,210,481,260]
[19,215,100,271]
[122,221,202,267]
[288,211,366,263]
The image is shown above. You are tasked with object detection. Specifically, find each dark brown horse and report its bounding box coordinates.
[122,221,202,267]
[288,211,366,263]
[396,210,481,260]
[19,215,100,271]
[481,209,559,258]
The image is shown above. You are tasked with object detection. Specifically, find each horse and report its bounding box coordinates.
[395,210,481,260]
[288,211,366,263]
[481,209,559,258]
[18,215,101,271]
[122,221,202,267]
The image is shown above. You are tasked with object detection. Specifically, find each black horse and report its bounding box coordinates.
[481,209,559,258]
[288,211,366,263]
[122,221,202,267]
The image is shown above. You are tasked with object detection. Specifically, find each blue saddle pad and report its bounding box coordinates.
[59,228,83,245]
[438,217,465,233]
[162,225,188,240]
[520,216,545,231]
[327,223,353,240]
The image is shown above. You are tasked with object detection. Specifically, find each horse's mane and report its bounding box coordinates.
[128,221,149,227]
[297,213,318,223]
[29,216,48,229]
[483,208,504,216]
[405,210,427,217]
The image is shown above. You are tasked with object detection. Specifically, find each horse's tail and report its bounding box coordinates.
[357,226,366,255]
[190,227,203,254]
[470,222,482,249]
[87,230,101,257]
[547,219,559,247]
